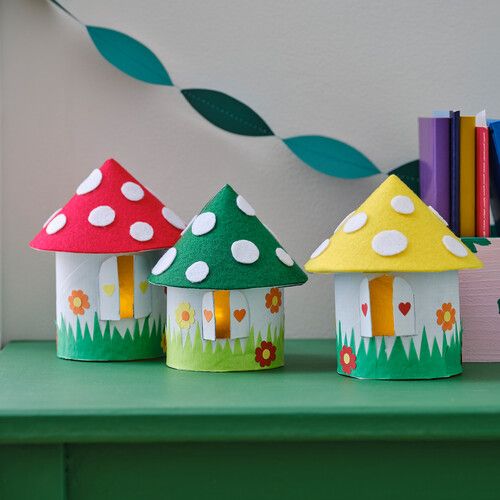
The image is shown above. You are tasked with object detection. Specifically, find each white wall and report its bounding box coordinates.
[1,0,500,343]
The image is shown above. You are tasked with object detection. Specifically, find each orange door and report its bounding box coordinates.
[368,275,395,336]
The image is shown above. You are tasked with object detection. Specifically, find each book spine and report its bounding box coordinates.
[418,118,450,223]
[476,126,490,237]
[459,116,476,236]
[449,110,461,235]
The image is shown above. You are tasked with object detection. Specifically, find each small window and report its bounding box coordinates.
[202,290,250,341]
[98,255,152,321]
[360,275,415,337]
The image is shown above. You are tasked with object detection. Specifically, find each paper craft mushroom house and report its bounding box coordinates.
[305,175,482,380]
[148,184,308,372]
[30,159,185,361]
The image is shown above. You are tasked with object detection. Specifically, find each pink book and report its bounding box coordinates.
[475,111,490,237]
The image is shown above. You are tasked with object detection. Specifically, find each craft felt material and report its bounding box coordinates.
[305,175,483,380]
[149,184,307,372]
[450,110,461,235]
[459,116,476,237]
[418,117,450,224]
[460,238,500,361]
[475,111,490,237]
[31,158,183,361]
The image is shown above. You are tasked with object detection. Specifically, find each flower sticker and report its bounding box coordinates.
[339,346,356,374]
[175,302,195,329]
[255,341,277,367]
[161,332,167,353]
[436,303,456,331]
[68,290,90,316]
[265,288,282,314]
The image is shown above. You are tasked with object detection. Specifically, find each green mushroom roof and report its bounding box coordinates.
[148,185,308,290]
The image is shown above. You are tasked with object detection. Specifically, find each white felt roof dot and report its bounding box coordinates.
[236,195,256,216]
[46,213,67,235]
[88,205,115,227]
[130,221,154,242]
[161,207,186,230]
[275,247,294,267]
[391,195,414,214]
[185,261,209,283]
[191,212,216,236]
[343,212,367,233]
[442,235,468,257]
[334,211,354,233]
[152,248,177,275]
[231,240,260,264]
[76,169,102,195]
[310,238,330,259]
[121,181,144,201]
[43,208,62,228]
[372,230,408,256]
[429,206,448,226]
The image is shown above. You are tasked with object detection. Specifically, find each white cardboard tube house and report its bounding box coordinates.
[149,184,308,372]
[30,159,184,361]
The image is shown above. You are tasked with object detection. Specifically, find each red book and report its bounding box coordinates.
[475,110,490,237]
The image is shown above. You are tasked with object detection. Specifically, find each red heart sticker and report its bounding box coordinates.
[399,302,411,316]
[361,303,368,317]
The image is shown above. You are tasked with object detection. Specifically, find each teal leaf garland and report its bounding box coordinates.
[388,159,420,195]
[48,0,424,180]
[87,26,172,86]
[181,89,273,137]
[283,135,379,179]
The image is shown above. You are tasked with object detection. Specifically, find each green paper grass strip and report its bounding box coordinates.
[57,313,164,361]
[47,0,418,180]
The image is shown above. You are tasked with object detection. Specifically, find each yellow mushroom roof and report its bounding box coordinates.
[305,175,483,273]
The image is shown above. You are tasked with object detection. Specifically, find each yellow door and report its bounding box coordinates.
[368,275,395,336]
[117,255,134,319]
[214,290,231,339]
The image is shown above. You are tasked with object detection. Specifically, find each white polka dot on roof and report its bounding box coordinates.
[121,181,144,201]
[76,169,102,195]
[185,261,209,283]
[334,211,354,233]
[88,205,115,227]
[442,235,468,257]
[275,247,294,267]
[310,238,330,259]
[429,206,448,226]
[152,248,177,275]
[46,213,67,235]
[371,230,408,256]
[231,240,260,264]
[343,212,367,233]
[161,207,186,230]
[43,208,62,228]
[391,195,414,214]
[236,195,256,216]
[130,221,154,242]
[191,212,216,236]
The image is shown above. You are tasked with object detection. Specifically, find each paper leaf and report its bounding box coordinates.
[462,238,491,253]
[388,160,419,195]
[283,135,380,178]
[181,89,273,136]
[86,26,173,85]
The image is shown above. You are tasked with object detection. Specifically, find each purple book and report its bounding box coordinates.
[418,117,450,224]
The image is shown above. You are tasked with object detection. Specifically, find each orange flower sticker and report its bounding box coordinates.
[265,288,282,314]
[68,289,90,316]
[339,346,356,374]
[436,303,456,331]
[255,341,277,367]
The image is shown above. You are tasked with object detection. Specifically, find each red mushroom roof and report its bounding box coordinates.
[30,158,185,254]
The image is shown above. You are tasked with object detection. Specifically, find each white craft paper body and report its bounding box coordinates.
[335,271,460,358]
[56,251,165,341]
[166,286,284,352]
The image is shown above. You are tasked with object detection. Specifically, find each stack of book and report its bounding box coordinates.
[418,110,490,237]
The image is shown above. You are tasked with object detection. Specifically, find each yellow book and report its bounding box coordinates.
[460,116,476,236]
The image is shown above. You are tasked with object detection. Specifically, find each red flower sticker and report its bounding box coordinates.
[255,341,277,367]
[339,345,356,374]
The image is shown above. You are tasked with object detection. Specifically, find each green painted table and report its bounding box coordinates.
[1,340,500,499]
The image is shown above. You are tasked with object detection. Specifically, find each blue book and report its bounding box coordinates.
[449,110,460,235]
[488,120,500,234]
